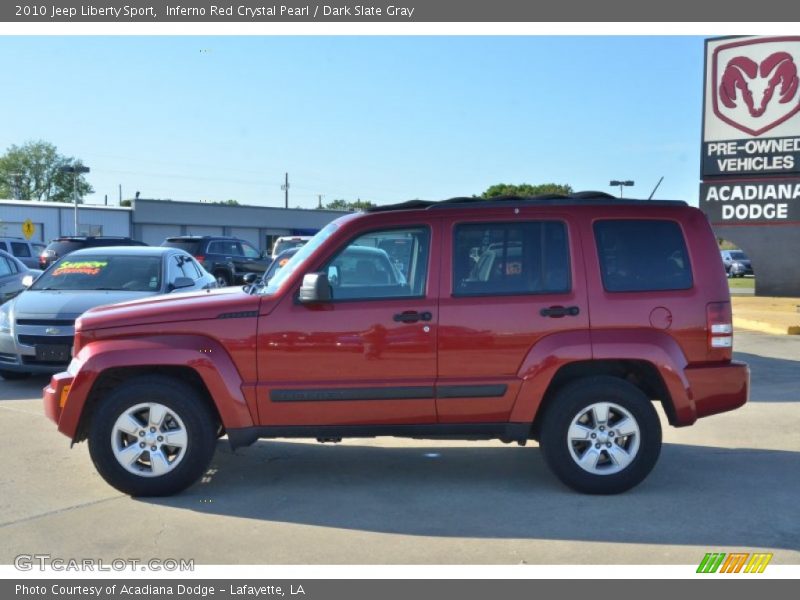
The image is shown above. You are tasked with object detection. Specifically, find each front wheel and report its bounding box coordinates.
[88,376,218,496]
[539,376,662,494]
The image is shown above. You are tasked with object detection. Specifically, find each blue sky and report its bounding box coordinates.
[0,36,705,208]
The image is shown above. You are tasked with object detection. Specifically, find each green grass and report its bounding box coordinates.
[728,277,755,289]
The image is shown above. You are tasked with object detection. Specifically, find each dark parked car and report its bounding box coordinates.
[45,193,748,497]
[162,236,270,287]
[39,236,147,269]
[0,246,215,379]
[0,249,42,305]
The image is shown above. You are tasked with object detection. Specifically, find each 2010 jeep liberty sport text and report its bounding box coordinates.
[43,194,749,496]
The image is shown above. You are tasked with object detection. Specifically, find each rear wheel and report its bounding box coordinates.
[0,370,31,380]
[88,376,218,496]
[539,376,662,494]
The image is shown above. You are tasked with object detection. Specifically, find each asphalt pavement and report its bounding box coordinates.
[0,330,798,565]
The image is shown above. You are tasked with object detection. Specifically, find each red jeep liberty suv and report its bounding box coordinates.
[43,194,749,496]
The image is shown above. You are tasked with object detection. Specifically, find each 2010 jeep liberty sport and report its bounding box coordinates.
[43,194,749,496]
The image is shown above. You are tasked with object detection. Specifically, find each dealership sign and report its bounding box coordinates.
[701,36,800,224]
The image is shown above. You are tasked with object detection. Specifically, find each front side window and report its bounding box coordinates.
[324,227,430,301]
[453,221,570,296]
[242,243,261,258]
[594,220,693,292]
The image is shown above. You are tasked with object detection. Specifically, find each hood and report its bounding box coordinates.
[13,289,155,320]
[79,286,264,331]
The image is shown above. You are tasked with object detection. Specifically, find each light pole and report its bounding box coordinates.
[609,179,634,198]
[60,164,90,235]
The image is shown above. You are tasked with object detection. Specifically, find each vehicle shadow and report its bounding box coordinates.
[143,440,800,552]
[734,351,799,402]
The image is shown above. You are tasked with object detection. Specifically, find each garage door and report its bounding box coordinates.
[140,224,181,246]
[185,226,223,237]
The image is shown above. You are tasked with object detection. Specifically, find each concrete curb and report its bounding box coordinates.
[734,316,800,336]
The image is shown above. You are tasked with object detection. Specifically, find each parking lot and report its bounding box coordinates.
[0,330,798,565]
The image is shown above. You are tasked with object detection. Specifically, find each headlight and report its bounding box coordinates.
[0,303,11,334]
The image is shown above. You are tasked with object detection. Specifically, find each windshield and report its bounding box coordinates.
[729,251,747,260]
[261,223,339,295]
[31,254,162,292]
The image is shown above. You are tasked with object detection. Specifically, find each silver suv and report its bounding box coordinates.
[0,238,46,270]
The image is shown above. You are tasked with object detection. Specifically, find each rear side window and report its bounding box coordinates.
[594,220,692,292]
[46,240,84,255]
[453,221,571,296]
[11,242,31,257]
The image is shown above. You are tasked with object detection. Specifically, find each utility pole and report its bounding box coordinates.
[60,164,90,235]
[119,184,122,204]
[317,194,323,209]
[281,172,290,209]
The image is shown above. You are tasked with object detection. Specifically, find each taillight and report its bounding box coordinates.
[707,301,733,359]
[195,255,205,264]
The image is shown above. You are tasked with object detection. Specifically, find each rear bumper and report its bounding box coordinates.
[684,360,749,422]
[43,371,75,428]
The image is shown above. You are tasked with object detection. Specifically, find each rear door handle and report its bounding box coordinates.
[540,305,580,318]
[393,311,432,323]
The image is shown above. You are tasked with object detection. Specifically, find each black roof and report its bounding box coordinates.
[366,192,687,213]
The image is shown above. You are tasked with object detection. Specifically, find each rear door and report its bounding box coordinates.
[436,209,589,423]
[256,219,440,426]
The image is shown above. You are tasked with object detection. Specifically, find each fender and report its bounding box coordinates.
[510,330,592,423]
[590,329,692,423]
[509,329,693,425]
[57,335,255,440]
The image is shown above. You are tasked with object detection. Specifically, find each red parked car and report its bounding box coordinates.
[43,193,749,496]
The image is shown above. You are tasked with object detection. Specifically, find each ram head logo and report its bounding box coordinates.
[712,38,800,137]
[719,52,798,118]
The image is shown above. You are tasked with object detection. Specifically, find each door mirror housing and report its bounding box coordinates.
[298,272,332,304]
[242,272,259,285]
[170,277,195,292]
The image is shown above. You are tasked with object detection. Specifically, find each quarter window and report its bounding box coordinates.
[453,221,571,296]
[594,220,693,292]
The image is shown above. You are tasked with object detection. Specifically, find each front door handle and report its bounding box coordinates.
[393,311,433,323]
[540,305,580,318]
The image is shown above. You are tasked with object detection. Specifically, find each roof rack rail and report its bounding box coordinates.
[365,192,686,213]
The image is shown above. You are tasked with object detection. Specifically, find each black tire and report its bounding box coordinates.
[539,376,662,494]
[88,375,218,497]
[0,369,31,380]
[214,270,232,287]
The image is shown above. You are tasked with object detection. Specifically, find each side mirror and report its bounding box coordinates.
[242,273,259,285]
[170,277,194,291]
[298,272,332,304]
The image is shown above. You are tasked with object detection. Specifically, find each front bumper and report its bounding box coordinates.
[685,360,749,420]
[43,371,75,426]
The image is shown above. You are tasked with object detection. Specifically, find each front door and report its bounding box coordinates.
[256,221,440,426]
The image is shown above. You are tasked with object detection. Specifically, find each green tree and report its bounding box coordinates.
[211,199,240,206]
[323,198,376,211]
[0,140,93,203]
[481,182,573,198]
